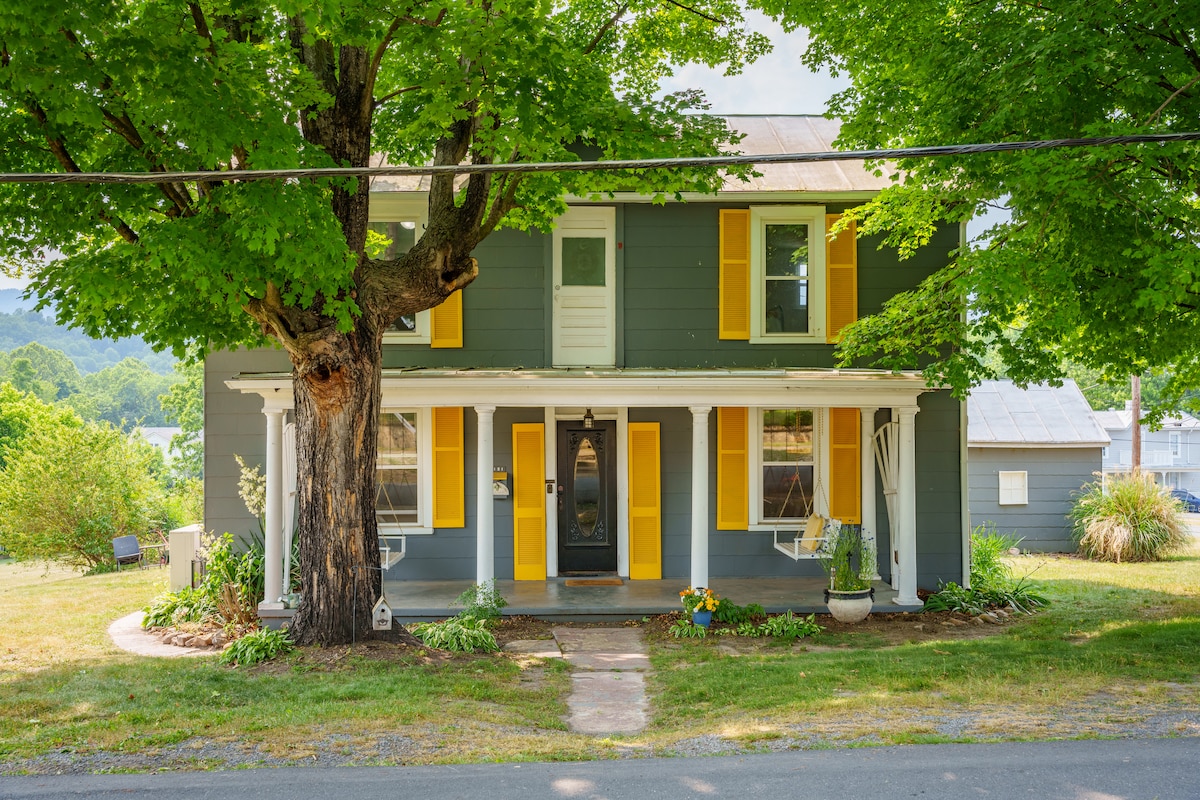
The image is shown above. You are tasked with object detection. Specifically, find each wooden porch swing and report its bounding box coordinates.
[770,440,840,561]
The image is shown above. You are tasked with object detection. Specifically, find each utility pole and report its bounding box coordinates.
[1131,374,1141,473]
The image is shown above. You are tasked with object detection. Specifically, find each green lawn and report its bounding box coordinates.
[646,548,1200,747]
[1,547,1197,770]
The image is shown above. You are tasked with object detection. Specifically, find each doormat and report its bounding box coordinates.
[564,578,624,586]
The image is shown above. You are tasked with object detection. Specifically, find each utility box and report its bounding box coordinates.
[169,524,204,591]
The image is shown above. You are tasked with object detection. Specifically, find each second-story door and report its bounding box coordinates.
[553,206,616,367]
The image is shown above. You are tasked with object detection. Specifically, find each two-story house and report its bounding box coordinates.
[1097,404,1200,494]
[205,116,968,616]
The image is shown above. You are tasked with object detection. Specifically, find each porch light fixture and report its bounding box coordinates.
[583,408,594,429]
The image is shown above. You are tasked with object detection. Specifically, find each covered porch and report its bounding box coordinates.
[229,367,936,617]
[382,575,919,622]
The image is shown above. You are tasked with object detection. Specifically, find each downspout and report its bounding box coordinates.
[959,220,972,589]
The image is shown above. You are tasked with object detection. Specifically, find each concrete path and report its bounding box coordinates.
[504,627,651,736]
[107,611,215,658]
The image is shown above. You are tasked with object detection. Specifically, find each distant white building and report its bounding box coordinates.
[134,426,184,461]
[1095,404,1200,494]
[967,380,1109,552]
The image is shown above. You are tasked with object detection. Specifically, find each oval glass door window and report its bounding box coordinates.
[574,436,600,536]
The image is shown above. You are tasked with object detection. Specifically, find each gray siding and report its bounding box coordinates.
[915,391,965,587]
[381,227,548,370]
[969,446,1100,552]
[204,347,291,546]
[621,203,958,370]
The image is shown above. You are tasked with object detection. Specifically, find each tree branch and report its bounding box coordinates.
[584,3,628,55]
[1145,72,1200,124]
[660,0,724,25]
[373,84,421,109]
[365,17,404,117]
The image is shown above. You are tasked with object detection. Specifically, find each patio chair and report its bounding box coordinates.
[112,535,143,571]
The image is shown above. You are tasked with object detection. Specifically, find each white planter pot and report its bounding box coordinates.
[824,588,875,623]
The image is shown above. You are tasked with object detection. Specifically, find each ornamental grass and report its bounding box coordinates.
[1070,472,1190,563]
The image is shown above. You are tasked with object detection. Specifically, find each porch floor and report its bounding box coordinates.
[381,576,920,622]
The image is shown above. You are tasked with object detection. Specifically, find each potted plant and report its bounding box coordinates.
[679,586,718,627]
[818,522,875,623]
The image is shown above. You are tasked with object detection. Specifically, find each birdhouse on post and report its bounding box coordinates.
[371,596,393,631]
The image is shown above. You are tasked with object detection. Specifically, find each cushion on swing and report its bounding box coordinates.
[796,514,826,553]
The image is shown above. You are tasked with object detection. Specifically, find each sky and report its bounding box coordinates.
[658,13,848,116]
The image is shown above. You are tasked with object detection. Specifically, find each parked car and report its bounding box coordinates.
[1170,489,1200,513]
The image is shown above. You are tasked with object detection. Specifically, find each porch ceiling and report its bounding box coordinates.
[228,367,934,410]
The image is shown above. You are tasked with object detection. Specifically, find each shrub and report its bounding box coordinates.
[969,524,1019,591]
[1070,473,1190,562]
[924,526,1049,615]
[410,617,499,653]
[453,580,508,623]
[0,420,160,570]
[143,585,216,628]
[756,611,822,641]
[713,597,765,625]
[219,627,294,667]
[201,533,265,625]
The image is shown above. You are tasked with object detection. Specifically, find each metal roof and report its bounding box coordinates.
[1093,406,1200,431]
[370,115,892,195]
[967,380,1110,448]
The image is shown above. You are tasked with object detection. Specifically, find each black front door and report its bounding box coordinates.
[557,420,618,574]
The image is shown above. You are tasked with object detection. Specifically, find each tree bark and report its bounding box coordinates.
[286,322,386,645]
[269,29,503,646]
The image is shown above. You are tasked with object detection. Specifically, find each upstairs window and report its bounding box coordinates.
[369,194,431,344]
[750,206,827,343]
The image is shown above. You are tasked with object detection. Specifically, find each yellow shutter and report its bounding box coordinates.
[628,422,661,580]
[719,209,751,340]
[826,214,858,343]
[828,407,861,524]
[716,407,749,530]
[430,290,463,349]
[512,423,546,581]
[431,407,464,528]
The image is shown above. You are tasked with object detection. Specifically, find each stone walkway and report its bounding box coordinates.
[107,611,216,658]
[505,627,651,736]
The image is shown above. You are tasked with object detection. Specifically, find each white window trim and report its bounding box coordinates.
[997,470,1029,506]
[749,205,827,344]
[1169,432,1182,458]
[377,406,434,535]
[370,194,432,345]
[747,407,828,529]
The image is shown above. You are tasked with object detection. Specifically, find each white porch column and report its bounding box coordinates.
[475,406,496,587]
[893,406,920,605]
[689,406,712,589]
[860,407,879,580]
[261,408,285,609]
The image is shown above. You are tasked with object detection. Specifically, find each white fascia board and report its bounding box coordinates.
[227,370,932,410]
[969,441,1110,449]
[564,191,880,205]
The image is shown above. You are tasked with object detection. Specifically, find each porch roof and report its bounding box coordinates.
[227,367,934,410]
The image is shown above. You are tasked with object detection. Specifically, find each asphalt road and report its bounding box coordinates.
[2,738,1197,800]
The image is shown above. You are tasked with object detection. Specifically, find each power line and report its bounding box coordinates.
[0,132,1196,184]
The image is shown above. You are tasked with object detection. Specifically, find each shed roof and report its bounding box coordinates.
[967,380,1109,448]
[370,115,892,195]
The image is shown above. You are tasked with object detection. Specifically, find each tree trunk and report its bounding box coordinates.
[286,323,386,645]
